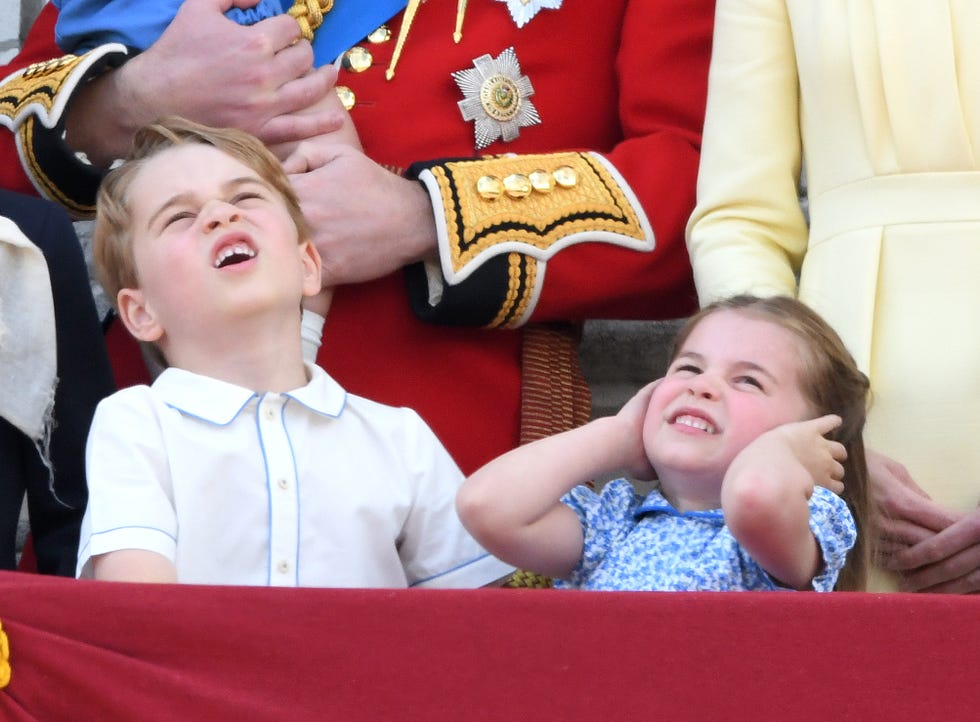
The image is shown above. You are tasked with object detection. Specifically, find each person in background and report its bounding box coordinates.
[686,0,980,593]
[1,1,714,518]
[0,189,114,575]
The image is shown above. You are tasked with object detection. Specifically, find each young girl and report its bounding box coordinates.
[457,295,873,592]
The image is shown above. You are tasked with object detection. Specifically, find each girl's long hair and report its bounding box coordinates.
[669,295,874,590]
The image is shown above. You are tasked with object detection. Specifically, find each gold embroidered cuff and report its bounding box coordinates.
[417,151,653,284]
[413,151,653,327]
[0,44,129,215]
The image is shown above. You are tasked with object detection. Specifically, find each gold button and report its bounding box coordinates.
[335,86,356,111]
[529,170,553,193]
[367,25,391,44]
[477,175,504,200]
[342,46,373,73]
[553,165,579,188]
[277,478,289,490]
[503,174,532,199]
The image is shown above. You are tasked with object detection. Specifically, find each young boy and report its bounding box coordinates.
[78,116,512,588]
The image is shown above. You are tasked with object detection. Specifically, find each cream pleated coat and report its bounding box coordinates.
[687,0,980,589]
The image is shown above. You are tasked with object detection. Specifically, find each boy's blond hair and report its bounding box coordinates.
[93,116,311,306]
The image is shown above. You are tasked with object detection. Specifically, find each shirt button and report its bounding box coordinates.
[277,478,289,490]
[264,408,275,421]
[277,560,290,574]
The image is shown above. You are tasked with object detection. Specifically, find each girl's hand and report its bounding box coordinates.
[723,415,846,590]
[614,380,661,480]
[730,414,846,498]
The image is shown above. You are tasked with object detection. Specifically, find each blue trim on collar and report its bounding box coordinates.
[633,489,725,523]
[153,364,347,425]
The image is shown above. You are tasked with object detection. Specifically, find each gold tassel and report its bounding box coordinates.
[386,0,423,80]
[454,0,469,43]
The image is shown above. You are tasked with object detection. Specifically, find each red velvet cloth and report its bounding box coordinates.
[0,571,976,720]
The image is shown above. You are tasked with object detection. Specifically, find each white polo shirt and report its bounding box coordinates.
[78,364,512,587]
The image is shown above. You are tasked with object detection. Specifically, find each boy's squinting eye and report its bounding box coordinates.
[232,191,264,205]
[163,211,194,228]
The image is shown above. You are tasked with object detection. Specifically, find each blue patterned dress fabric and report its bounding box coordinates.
[554,480,856,591]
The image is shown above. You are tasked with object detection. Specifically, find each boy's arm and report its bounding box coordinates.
[456,382,658,578]
[91,550,178,583]
[78,389,179,580]
[721,415,846,590]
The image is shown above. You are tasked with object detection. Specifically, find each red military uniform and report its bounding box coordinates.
[0,1,713,474]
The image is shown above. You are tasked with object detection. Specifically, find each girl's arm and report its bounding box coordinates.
[456,382,658,578]
[91,550,178,583]
[722,415,846,589]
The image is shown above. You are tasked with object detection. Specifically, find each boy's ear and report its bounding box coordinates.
[116,287,164,343]
[300,239,323,298]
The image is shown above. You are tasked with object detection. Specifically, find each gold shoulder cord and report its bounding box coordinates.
[288,0,334,41]
[290,1,469,80]
[387,0,471,79]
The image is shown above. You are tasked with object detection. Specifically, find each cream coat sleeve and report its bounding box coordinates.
[686,0,808,305]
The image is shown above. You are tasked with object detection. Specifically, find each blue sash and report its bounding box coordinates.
[305,0,408,65]
[52,0,408,64]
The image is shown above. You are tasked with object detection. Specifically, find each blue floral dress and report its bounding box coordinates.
[554,480,855,591]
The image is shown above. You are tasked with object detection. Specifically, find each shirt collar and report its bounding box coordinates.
[152,363,347,425]
[633,488,725,523]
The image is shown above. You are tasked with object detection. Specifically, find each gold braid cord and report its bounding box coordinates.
[504,568,554,589]
[288,0,334,41]
[422,151,652,328]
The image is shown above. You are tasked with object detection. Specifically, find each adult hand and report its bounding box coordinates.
[270,74,364,163]
[887,508,980,593]
[288,145,438,286]
[866,448,959,554]
[66,0,339,166]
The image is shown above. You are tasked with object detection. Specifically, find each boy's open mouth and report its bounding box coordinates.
[213,239,257,269]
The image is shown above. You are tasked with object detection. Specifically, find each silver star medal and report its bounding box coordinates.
[453,47,541,150]
[497,0,563,29]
